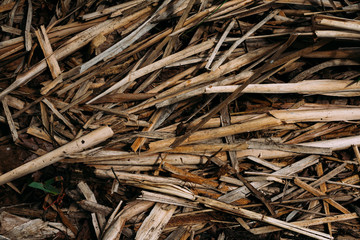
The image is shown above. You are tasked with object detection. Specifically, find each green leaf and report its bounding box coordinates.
[28,181,61,195]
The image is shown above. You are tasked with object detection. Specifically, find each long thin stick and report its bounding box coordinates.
[0,126,114,186]
[206,19,235,69]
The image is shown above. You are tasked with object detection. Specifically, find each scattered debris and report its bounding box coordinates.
[1,0,360,239]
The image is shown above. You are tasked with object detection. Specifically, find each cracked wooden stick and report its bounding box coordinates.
[0,126,114,186]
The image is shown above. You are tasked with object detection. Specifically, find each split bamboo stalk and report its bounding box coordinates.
[168,0,246,37]
[0,126,113,186]
[207,0,254,20]
[293,178,350,214]
[211,10,279,70]
[195,196,332,240]
[236,134,360,160]
[326,174,360,192]
[154,36,298,149]
[303,49,360,59]
[284,123,346,145]
[138,191,199,208]
[81,0,145,21]
[154,71,253,108]
[204,80,360,97]
[148,108,360,151]
[263,0,342,8]
[269,108,360,123]
[86,39,215,104]
[131,108,166,152]
[155,46,272,102]
[89,165,170,172]
[4,95,26,111]
[246,156,281,171]
[134,183,196,201]
[161,162,222,191]
[80,0,187,73]
[135,203,177,240]
[103,200,123,233]
[102,201,155,240]
[315,30,360,39]
[78,181,106,238]
[314,15,360,32]
[0,2,16,13]
[247,141,332,155]
[35,25,62,79]
[169,142,248,153]
[149,115,282,151]
[261,40,329,73]
[78,200,113,216]
[126,45,274,114]
[250,213,358,235]
[42,98,76,134]
[147,64,204,94]
[217,155,319,203]
[158,113,261,133]
[316,163,332,236]
[2,1,360,238]
[352,145,360,165]
[206,19,235,70]
[0,6,154,100]
[290,59,359,83]
[24,0,32,52]
[95,169,204,189]
[1,96,18,143]
[27,125,68,145]
[282,163,348,201]
[131,0,195,94]
[244,172,360,189]
[69,152,209,165]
